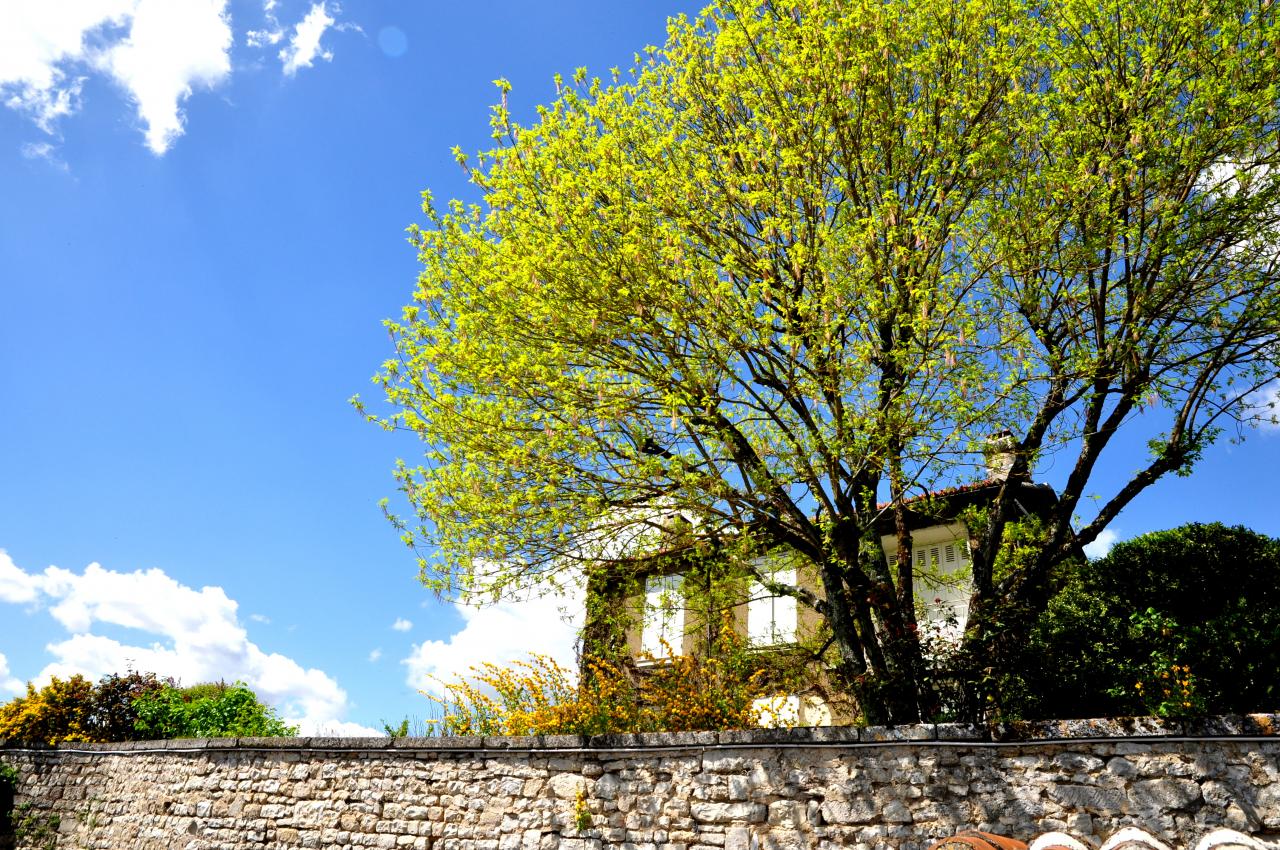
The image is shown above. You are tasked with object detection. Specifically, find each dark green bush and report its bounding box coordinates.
[1014,522,1280,718]
[91,670,172,741]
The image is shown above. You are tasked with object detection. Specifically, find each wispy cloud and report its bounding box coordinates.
[249,613,271,624]
[245,0,285,48]
[0,549,377,735]
[280,3,336,77]
[1245,380,1280,432]
[20,141,69,172]
[391,618,412,632]
[368,648,382,662]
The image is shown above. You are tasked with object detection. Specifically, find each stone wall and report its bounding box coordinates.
[3,717,1280,850]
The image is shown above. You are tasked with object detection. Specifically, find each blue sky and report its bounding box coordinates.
[1,0,1277,735]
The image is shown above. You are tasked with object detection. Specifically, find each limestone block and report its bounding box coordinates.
[726,776,751,801]
[1128,778,1202,813]
[690,802,768,824]
[724,825,752,850]
[549,774,588,799]
[702,754,749,773]
[881,800,913,823]
[294,800,330,828]
[819,800,877,825]
[767,801,802,828]
[1048,785,1126,814]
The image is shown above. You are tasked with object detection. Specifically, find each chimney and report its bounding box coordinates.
[984,430,1018,481]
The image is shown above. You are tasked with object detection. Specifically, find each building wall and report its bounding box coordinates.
[622,522,976,666]
[4,717,1280,850]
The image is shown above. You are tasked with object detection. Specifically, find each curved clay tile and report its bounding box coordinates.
[1193,829,1268,850]
[927,833,1029,850]
[1028,832,1097,850]
[1098,828,1175,850]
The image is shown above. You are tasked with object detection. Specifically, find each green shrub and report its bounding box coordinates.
[0,672,295,743]
[133,682,297,738]
[1015,522,1280,718]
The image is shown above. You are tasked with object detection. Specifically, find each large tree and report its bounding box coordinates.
[363,0,1280,723]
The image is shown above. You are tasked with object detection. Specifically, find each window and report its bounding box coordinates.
[912,537,972,631]
[752,695,833,728]
[748,566,797,646]
[913,540,970,572]
[641,574,684,657]
[752,695,800,728]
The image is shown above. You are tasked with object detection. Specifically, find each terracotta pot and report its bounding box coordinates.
[1097,828,1174,850]
[927,832,1028,850]
[1028,832,1095,850]
[1194,829,1266,850]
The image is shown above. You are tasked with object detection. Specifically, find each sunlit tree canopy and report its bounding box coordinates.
[362,0,1280,722]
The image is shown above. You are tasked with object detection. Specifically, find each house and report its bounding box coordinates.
[579,439,1060,726]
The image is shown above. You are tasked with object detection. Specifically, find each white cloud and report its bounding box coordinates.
[0,0,233,155]
[1083,528,1120,560]
[0,652,23,694]
[307,718,382,736]
[20,141,69,172]
[0,550,41,603]
[0,551,377,735]
[1245,380,1280,432]
[0,0,127,129]
[94,0,233,154]
[368,648,382,662]
[279,3,335,77]
[391,618,412,632]
[245,0,285,48]
[7,78,85,133]
[250,613,271,624]
[403,583,583,697]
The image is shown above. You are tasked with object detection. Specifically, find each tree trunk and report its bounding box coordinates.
[820,527,934,725]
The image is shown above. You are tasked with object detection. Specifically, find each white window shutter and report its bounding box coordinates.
[748,566,797,646]
[641,574,684,657]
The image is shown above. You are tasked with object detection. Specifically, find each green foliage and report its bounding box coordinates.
[175,681,235,703]
[0,671,289,745]
[10,802,59,850]
[133,682,297,739]
[0,765,58,850]
[367,0,1280,722]
[1007,523,1280,718]
[381,717,411,738]
[0,762,16,790]
[573,789,592,832]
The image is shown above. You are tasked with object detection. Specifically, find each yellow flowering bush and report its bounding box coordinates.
[0,675,99,744]
[1134,663,1203,719]
[425,624,770,735]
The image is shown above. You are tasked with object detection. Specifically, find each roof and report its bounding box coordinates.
[872,479,1058,536]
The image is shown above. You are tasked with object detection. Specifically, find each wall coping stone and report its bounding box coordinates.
[2,714,1278,756]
